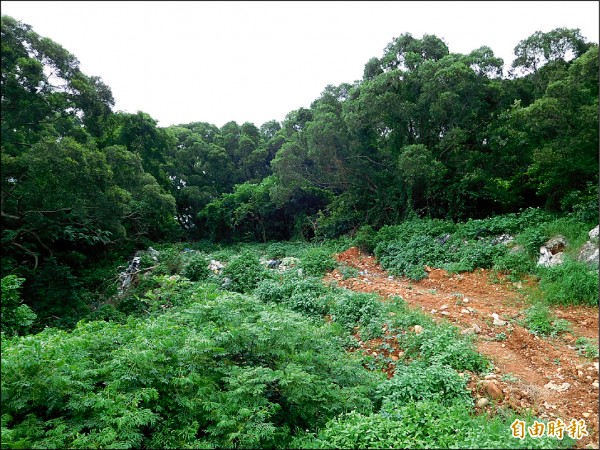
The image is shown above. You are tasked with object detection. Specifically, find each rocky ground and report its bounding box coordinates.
[324,247,599,449]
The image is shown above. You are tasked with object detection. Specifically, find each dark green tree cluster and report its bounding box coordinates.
[1,16,178,327]
[1,16,598,329]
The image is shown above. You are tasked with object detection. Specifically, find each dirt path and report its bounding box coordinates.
[325,247,599,449]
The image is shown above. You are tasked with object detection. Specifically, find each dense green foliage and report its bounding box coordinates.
[1,15,597,450]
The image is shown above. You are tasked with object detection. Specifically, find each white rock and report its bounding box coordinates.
[477,397,490,407]
[544,381,571,392]
[440,304,448,310]
[414,325,424,334]
[589,225,599,240]
[491,313,507,326]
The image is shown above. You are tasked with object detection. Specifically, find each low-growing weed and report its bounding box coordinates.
[299,247,337,277]
[222,251,271,293]
[537,258,599,306]
[377,361,472,406]
[337,263,360,280]
[575,337,599,359]
[400,323,489,373]
[180,252,210,282]
[522,303,571,337]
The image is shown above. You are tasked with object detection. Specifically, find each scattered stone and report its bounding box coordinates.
[592,381,599,389]
[118,256,142,295]
[431,309,438,314]
[484,381,503,399]
[440,311,450,316]
[472,323,481,333]
[583,413,591,418]
[544,381,571,392]
[436,233,452,245]
[461,328,475,335]
[209,260,224,273]
[537,246,564,267]
[577,241,599,267]
[589,225,599,240]
[414,325,424,334]
[545,235,567,253]
[440,304,449,310]
[280,257,300,271]
[587,366,596,372]
[484,374,497,380]
[388,275,394,280]
[477,397,490,407]
[147,246,160,261]
[491,313,507,326]
[578,371,585,378]
[461,308,470,314]
[492,234,514,245]
[265,259,282,269]
[463,298,469,303]
[594,362,599,372]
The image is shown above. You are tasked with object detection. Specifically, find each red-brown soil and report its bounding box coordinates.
[325,247,599,449]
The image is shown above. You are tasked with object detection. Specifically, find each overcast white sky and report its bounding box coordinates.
[2,1,599,128]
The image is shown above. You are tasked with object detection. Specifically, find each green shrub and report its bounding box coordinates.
[1,293,382,449]
[337,263,360,280]
[353,225,377,253]
[299,247,336,277]
[222,251,271,293]
[152,247,185,275]
[492,249,535,281]
[401,324,489,373]
[330,291,385,338]
[575,337,599,359]
[537,258,599,306]
[375,235,447,280]
[291,401,572,449]
[377,361,471,406]
[522,303,571,336]
[515,226,549,258]
[1,275,37,336]
[181,253,210,281]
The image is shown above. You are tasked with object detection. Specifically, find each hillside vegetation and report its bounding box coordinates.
[1,15,598,449]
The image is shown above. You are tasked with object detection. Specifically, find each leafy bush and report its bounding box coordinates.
[400,324,489,372]
[377,361,471,406]
[291,401,572,449]
[537,258,599,306]
[353,225,377,253]
[330,291,386,339]
[152,246,185,275]
[493,249,535,281]
[1,293,382,449]
[1,275,37,336]
[337,263,360,280]
[375,235,447,280]
[456,208,555,240]
[575,337,599,359]
[515,226,549,258]
[299,247,336,277]
[222,251,271,293]
[522,303,571,336]
[181,252,210,281]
